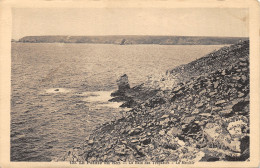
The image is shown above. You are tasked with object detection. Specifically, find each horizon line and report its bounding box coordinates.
[15,35,249,39]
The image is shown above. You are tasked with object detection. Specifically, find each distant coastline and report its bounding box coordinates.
[16,35,248,45]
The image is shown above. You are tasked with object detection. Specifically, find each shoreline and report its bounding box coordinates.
[57,40,250,162]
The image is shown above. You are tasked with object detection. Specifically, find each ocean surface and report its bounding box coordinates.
[11,43,225,161]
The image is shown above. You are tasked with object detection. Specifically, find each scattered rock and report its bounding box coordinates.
[161,114,170,119]
[182,116,196,124]
[159,130,165,135]
[141,138,151,145]
[213,81,219,88]
[227,120,247,138]
[192,108,200,114]
[128,129,142,136]
[60,40,250,163]
[167,127,182,136]
[199,113,211,117]
[131,139,139,143]
[88,140,94,145]
[196,103,204,108]
[237,92,245,98]
[215,100,226,106]
[219,109,233,116]
[239,57,247,62]
[232,101,249,112]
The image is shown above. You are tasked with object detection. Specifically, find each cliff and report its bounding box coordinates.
[18,35,248,45]
[59,40,249,162]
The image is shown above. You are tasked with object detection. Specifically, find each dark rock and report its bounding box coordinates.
[240,136,249,154]
[110,74,131,100]
[171,93,184,102]
[232,101,249,112]
[200,156,220,162]
[224,145,249,161]
[141,138,151,145]
[182,122,201,136]
[147,97,166,107]
[117,74,130,92]
[120,99,136,108]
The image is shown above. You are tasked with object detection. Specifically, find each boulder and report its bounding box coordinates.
[88,140,94,145]
[141,137,151,145]
[237,92,245,98]
[213,81,219,88]
[196,103,204,108]
[130,139,139,143]
[227,120,247,139]
[161,114,170,119]
[182,116,196,124]
[167,127,182,136]
[204,123,241,153]
[160,118,170,126]
[232,101,249,112]
[241,68,248,72]
[215,100,226,105]
[192,108,200,114]
[128,128,142,136]
[239,57,247,62]
[159,130,165,135]
[219,109,233,116]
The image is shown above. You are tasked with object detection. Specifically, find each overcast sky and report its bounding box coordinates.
[12,8,249,40]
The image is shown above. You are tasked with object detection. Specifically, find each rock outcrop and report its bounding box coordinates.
[110,74,131,102]
[116,74,130,93]
[59,40,250,162]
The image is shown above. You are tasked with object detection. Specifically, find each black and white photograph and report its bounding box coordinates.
[0,0,259,167]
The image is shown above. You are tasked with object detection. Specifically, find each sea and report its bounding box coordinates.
[11,43,225,161]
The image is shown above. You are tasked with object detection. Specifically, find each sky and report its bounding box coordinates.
[12,8,249,40]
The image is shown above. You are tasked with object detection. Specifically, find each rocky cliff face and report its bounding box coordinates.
[59,40,249,162]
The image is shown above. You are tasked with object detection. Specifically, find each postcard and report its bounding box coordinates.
[0,0,259,167]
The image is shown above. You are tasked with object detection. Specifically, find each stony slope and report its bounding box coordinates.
[59,40,249,162]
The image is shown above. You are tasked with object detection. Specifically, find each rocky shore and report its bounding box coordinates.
[59,40,249,162]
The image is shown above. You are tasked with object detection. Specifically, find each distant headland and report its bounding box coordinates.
[16,35,248,45]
